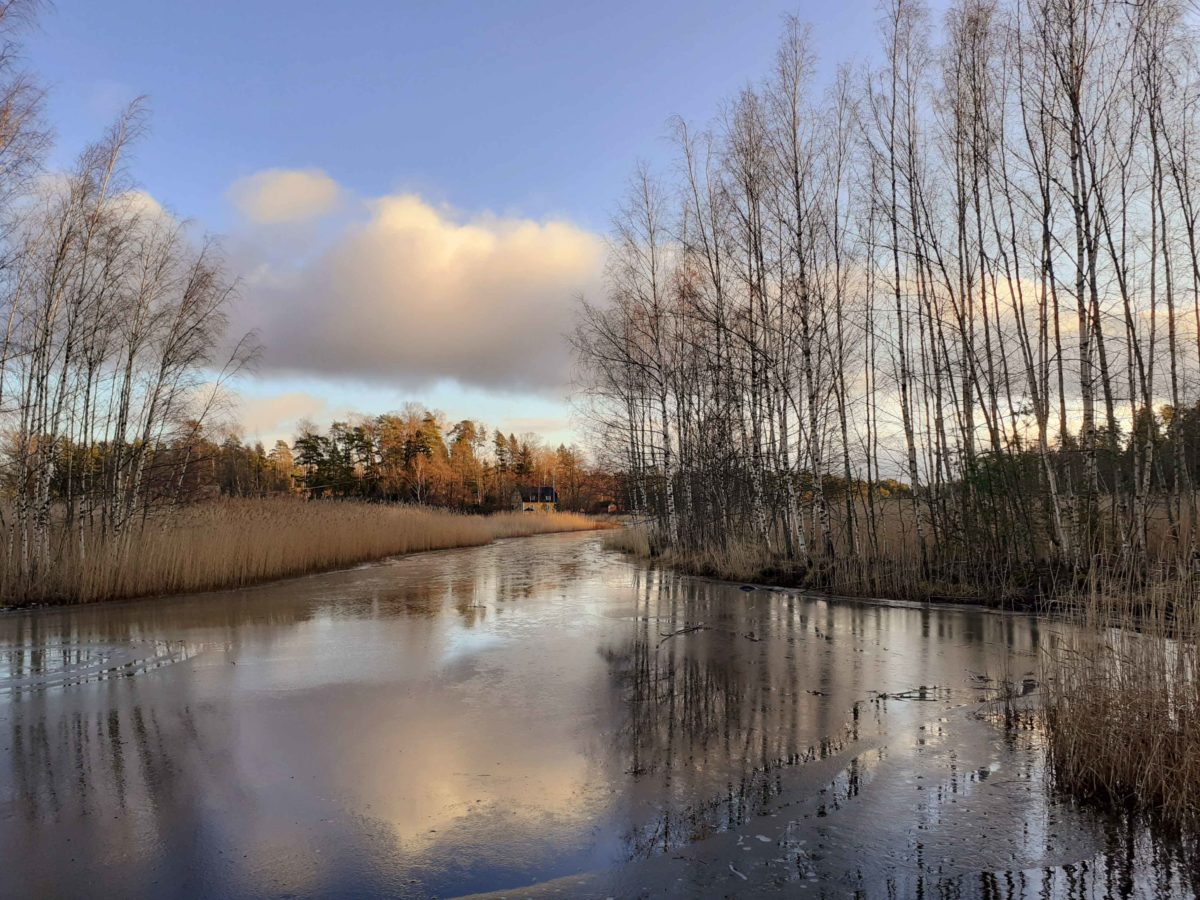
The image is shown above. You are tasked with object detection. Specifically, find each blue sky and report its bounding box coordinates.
[26,0,888,449]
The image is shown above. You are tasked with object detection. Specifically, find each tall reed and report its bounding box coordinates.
[1042,575,1200,833]
[604,513,1046,605]
[13,499,607,606]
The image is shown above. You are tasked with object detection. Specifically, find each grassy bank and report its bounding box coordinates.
[602,523,1043,607]
[605,524,1200,834]
[11,500,609,608]
[1043,582,1200,834]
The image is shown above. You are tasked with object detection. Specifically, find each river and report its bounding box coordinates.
[0,531,1194,898]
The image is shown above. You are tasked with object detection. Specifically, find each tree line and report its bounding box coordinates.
[32,406,617,514]
[575,0,1200,597]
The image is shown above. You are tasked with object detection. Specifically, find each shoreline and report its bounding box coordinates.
[610,546,1055,612]
[1,503,613,612]
[0,528,606,618]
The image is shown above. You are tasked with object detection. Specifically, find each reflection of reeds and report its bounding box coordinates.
[609,523,1200,834]
[13,499,608,606]
[1042,576,1200,834]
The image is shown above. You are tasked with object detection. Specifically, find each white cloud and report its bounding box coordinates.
[234,190,604,393]
[228,168,342,225]
[235,391,331,441]
[122,188,166,219]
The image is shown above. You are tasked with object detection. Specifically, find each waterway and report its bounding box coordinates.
[0,532,1192,898]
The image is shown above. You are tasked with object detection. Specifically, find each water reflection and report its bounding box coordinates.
[0,533,1194,899]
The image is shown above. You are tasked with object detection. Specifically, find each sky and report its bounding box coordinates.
[25,0,889,450]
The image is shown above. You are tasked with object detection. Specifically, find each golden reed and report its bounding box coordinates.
[22,499,609,606]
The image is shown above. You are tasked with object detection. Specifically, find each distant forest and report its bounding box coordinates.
[202,408,616,512]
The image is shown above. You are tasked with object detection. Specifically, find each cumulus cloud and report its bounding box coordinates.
[122,188,167,220]
[234,190,604,393]
[228,168,342,225]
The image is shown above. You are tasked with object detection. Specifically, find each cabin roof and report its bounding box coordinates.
[519,485,558,503]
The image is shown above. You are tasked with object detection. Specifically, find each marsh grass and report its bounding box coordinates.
[602,523,652,557]
[20,499,608,606]
[603,520,1033,604]
[1042,576,1200,833]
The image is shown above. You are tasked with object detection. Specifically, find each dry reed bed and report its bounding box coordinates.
[29,499,608,606]
[1043,582,1200,834]
[603,522,1029,604]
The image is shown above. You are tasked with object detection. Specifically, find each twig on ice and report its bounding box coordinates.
[656,623,707,647]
